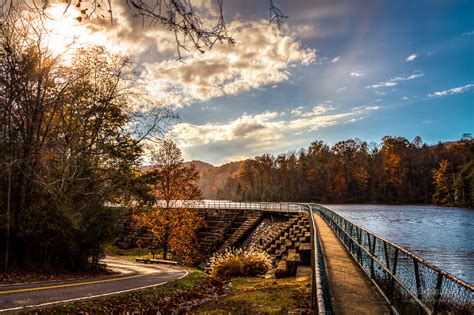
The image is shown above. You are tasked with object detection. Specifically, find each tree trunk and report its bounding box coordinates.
[163,232,170,260]
[4,164,11,269]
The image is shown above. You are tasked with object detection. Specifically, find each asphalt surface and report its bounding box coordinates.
[0,257,187,314]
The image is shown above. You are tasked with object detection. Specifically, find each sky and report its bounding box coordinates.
[42,0,474,165]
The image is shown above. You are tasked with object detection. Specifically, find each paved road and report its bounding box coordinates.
[0,257,187,314]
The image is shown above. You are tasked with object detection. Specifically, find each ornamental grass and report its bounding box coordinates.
[207,247,272,279]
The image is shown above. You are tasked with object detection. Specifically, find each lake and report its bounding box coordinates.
[323,204,474,285]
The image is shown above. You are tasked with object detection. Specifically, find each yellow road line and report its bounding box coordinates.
[0,274,146,295]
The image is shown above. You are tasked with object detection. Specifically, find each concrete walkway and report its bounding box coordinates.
[314,214,390,315]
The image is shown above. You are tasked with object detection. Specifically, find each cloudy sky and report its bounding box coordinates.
[47,0,474,165]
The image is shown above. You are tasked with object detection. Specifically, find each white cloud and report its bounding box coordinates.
[330,56,341,63]
[350,71,365,77]
[172,105,380,162]
[391,73,424,81]
[56,5,315,108]
[401,96,409,101]
[428,83,474,97]
[461,31,474,37]
[292,24,319,39]
[142,20,316,107]
[290,106,305,116]
[367,81,398,89]
[337,86,347,92]
[367,72,424,89]
[406,54,417,62]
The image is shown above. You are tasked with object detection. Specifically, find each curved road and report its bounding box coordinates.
[0,257,188,314]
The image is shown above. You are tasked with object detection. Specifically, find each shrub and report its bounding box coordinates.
[207,247,272,279]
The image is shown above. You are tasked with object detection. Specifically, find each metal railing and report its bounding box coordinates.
[313,204,474,314]
[171,200,308,213]
[306,204,331,314]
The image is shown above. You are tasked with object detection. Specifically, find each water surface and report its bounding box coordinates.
[323,204,474,284]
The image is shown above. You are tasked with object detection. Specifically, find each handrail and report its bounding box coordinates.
[312,204,473,314]
[305,204,331,314]
[162,200,308,213]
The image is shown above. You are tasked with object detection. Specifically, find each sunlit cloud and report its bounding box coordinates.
[331,56,342,63]
[428,83,474,97]
[141,20,315,107]
[171,105,380,163]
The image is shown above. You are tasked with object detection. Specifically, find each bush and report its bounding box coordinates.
[208,247,272,279]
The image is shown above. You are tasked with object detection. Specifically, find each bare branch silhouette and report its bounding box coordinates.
[1,0,287,61]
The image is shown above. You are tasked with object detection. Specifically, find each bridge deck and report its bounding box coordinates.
[314,214,390,315]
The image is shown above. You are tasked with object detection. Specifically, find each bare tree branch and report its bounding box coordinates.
[1,1,286,61]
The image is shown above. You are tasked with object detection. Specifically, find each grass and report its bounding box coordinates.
[195,276,311,314]
[105,244,164,261]
[39,270,207,313]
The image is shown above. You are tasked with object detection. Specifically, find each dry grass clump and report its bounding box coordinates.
[208,247,272,279]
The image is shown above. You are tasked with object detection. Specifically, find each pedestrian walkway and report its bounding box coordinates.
[314,214,390,314]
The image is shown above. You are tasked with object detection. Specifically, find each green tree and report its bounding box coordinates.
[136,138,203,262]
[0,17,171,270]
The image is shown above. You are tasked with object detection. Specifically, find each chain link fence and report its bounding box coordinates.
[314,204,473,314]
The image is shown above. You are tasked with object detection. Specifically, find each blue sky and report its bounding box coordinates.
[61,0,473,165]
[164,1,473,165]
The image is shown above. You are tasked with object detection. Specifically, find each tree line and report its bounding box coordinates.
[217,135,474,207]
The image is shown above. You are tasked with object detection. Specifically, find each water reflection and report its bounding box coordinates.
[323,204,474,284]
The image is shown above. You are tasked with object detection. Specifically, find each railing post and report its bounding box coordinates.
[432,273,443,313]
[413,258,424,312]
[368,234,375,279]
[389,248,398,301]
[356,227,363,263]
[383,241,390,270]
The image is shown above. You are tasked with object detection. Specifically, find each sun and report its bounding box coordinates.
[41,4,111,57]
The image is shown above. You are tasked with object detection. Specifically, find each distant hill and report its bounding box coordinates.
[185,160,244,199]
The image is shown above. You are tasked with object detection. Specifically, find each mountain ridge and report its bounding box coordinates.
[184,160,244,199]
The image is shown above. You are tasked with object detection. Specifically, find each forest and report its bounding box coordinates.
[217,135,474,208]
[0,17,173,271]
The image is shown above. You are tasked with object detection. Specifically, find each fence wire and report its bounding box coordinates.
[314,205,473,315]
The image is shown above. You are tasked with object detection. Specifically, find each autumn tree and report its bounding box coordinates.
[220,135,473,207]
[432,160,453,205]
[331,139,369,202]
[136,138,203,262]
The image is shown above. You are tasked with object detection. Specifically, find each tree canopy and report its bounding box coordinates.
[218,136,474,208]
[0,18,172,270]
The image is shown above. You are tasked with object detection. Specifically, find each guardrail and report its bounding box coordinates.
[313,204,474,314]
[164,200,307,213]
[306,204,331,314]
